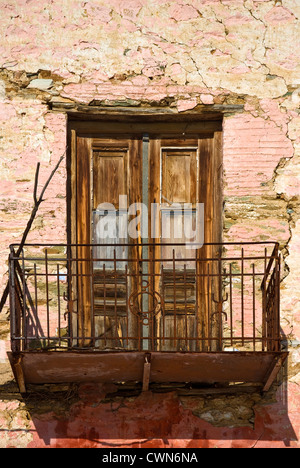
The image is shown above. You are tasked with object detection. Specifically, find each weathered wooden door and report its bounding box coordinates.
[149,137,223,351]
[70,126,222,351]
[74,137,142,348]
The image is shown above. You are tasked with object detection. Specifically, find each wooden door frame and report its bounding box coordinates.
[67,117,223,349]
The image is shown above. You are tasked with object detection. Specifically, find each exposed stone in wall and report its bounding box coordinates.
[0,0,299,447]
[0,378,298,448]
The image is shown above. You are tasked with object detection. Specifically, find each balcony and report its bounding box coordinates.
[7,242,287,393]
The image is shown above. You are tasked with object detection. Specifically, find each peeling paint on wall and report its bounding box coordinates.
[0,0,299,448]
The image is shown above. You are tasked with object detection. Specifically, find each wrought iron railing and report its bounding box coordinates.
[9,242,281,354]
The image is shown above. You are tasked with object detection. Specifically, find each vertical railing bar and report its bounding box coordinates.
[45,249,50,348]
[125,263,129,347]
[184,263,188,349]
[9,250,17,352]
[252,263,256,352]
[114,249,118,347]
[262,247,267,351]
[57,264,61,348]
[207,262,211,352]
[150,262,155,352]
[241,248,244,347]
[161,264,165,347]
[91,252,95,348]
[34,263,38,342]
[79,262,84,345]
[261,243,278,288]
[75,244,79,346]
[218,254,222,350]
[103,263,107,348]
[229,263,233,347]
[152,236,157,351]
[67,253,73,348]
[269,275,273,352]
[278,253,281,351]
[223,266,227,349]
[173,249,177,349]
[275,253,281,352]
[136,243,142,352]
[195,249,199,351]
[21,250,27,351]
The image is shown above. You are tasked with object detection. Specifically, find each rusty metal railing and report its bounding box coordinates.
[9,242,281,354]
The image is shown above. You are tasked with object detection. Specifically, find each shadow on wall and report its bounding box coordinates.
[28,368,297,448]
[0,355,297,448]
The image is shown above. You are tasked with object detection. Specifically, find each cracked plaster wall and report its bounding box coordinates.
[0,0,299,448]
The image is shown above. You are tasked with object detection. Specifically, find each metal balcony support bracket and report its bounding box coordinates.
[262,353,288,392]
[8,354,26,394]
[142,352,151,392]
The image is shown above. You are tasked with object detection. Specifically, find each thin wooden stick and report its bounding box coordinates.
[16,154,65,257]
[0,153,66,313]
[33,163,40,205]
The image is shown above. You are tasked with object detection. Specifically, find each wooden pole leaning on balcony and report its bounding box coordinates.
[0,152,66,315]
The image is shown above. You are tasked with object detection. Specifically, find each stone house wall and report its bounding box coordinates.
[0,0,299,447]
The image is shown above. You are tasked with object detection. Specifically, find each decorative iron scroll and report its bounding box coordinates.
[128,280,163,325]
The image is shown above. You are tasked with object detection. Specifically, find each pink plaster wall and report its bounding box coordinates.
[0,382,297,448]
[0,0,299,448]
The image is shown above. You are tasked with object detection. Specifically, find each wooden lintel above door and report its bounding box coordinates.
[69,119,222,139]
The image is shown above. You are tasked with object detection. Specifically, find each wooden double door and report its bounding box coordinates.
[70,125,223,351]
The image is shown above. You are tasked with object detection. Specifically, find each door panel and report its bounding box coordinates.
[149,137,223,351]
[161,148,197,206]
[197,135,223,351]
[160,147,198,268]
[92,139,142,350]
[92,146,129,270]
[75,138,142,349]
[93,149,128,209]
[76,136,92,347]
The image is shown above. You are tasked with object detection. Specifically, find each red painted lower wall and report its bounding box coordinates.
[22,382,299,449]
